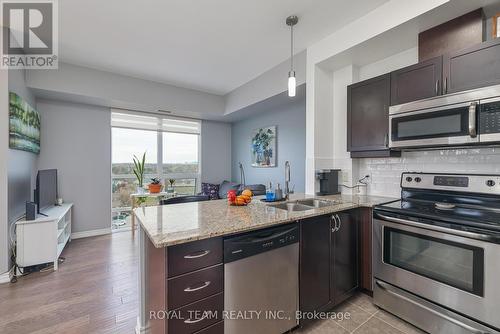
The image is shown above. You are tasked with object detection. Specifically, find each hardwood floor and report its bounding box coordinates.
[0,231,424,334]
[0,232,139,334]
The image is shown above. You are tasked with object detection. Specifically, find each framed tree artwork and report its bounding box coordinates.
[9,92,40,154]
[251,126,276,167]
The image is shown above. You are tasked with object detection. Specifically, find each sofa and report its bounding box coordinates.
[200,181,266,200]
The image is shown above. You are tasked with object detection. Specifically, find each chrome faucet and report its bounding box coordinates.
[284,161,292,200]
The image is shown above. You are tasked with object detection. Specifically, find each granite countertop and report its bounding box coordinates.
[134,193,397,248]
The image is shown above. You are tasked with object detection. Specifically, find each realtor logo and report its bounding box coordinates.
[1,0,58,68]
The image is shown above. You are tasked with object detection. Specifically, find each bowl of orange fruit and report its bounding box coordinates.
[228,189,253,206]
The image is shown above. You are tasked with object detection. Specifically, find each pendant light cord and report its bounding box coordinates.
[290,24,294,72]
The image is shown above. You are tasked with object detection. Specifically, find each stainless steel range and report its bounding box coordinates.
[373,172,500,334]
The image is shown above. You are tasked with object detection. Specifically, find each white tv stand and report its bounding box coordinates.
[16,203,73,271]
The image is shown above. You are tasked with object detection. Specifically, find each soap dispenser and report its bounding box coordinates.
[275,183,283,200]
[266,182,275,202]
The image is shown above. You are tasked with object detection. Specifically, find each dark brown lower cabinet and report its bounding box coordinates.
[300,215,333,314]
[357,208,373,293]
[300,211,359,323]
[144,235,224,334]
[332,212,359,304]
[169,293,224,334]
[194,321,224,334]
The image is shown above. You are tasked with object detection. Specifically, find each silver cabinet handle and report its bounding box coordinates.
[184,250,210,259]
[435,79,439,95]
[336,214,342,231]
[375,281,490,334]
[184,314,207,324]
[444,77,448,94]
[184,281,211,292]
[469,102,477,138]
[331,215,340,233]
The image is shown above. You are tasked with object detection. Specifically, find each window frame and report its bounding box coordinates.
[111,111,202,212]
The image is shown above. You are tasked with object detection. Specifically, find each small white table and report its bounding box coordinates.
[16,203,73,271]
[130,192,175,235]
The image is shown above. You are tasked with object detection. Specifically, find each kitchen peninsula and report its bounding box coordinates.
[134,193,394,334]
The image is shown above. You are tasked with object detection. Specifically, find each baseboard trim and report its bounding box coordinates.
[71,228,111,240]
[0,267,14,284]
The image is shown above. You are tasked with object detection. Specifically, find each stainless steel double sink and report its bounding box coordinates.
[270,198,339,212]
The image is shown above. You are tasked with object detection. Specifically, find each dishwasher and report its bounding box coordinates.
[224,223,299,334]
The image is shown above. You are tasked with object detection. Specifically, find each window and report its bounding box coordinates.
[111,110,201,229]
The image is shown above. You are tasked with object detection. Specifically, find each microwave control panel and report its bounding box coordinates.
[480,101,500,134]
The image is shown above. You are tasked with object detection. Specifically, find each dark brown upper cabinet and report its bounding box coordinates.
[390,56,443,106]
[443,38,500,94]
[418,9,485,62]
[347,74,399,158]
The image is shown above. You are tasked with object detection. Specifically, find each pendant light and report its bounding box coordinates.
[286,15,298,97]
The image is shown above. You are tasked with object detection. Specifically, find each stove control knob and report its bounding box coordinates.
[414,177,422,183]
[486,180,496,187]
[405,177,413,182]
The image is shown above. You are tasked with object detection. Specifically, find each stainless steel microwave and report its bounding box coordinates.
[389,84,500,149]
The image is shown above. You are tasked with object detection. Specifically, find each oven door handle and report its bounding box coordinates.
[375,280,490,334]
[469,102,478,138]
[374,212,496,242]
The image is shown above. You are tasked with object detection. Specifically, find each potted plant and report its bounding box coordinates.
[148,177,162,194]
[132,152,146,194]
[167,179,176,193]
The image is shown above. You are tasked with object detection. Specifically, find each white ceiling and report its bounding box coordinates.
[59,0,389,95]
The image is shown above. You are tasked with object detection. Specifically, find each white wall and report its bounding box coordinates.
[225,51,306,115]
[332,65,359,194]
[27,63,225,120]
[201,121,232,184]
[359,148,500,198]
[358,47,418,82]
[0,70,9,275]
[305,0,449,194]
[37,100,112,234]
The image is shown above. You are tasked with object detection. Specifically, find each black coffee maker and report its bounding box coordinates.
[316,169,340,195]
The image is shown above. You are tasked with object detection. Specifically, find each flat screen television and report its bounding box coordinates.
[35,169,58,214]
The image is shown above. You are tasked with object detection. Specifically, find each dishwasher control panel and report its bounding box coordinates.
[223,223,299,263]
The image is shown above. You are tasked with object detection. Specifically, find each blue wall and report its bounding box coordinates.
[231,96,306,192]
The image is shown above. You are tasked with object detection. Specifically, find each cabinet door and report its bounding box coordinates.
[391,56,442,105]
[332,212,359,304]
[300,215,333,313]
[444,39,500,94]
[347,74,391,152]
[358,208,373,292]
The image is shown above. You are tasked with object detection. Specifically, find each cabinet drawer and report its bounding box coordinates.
[168,238,223,278]
[168,264,223,310]
[194,321,223,334]
[169,293,224,334]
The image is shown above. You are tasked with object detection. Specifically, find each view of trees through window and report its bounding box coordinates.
[111,121,200,230]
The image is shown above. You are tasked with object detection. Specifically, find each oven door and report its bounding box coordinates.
[373,212,500,330]
[389,101,479,148]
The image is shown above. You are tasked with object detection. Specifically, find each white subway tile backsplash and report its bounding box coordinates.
[358,147,500,198]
